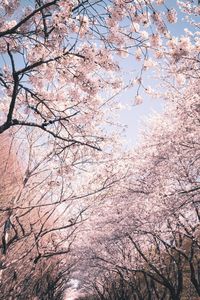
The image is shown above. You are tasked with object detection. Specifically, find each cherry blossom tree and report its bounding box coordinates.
[0,128,130,299]
[1,0,200,299]
[1,0,197,137]
[75,60,200,299]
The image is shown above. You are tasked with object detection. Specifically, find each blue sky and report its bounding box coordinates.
[116,0,195,147]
